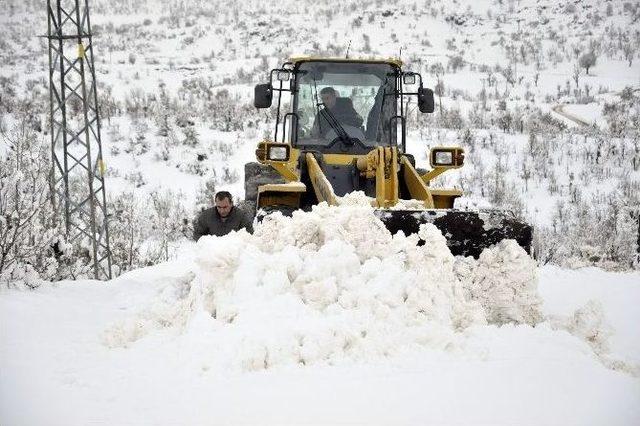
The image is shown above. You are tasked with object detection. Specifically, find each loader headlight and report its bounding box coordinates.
[255,142,291,162]
[430,147,464,168]
[434,151,453,165]
[268,146,289,161]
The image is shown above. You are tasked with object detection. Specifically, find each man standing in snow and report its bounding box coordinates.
[193,191,253,240]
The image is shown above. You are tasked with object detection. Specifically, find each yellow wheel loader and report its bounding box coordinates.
[246,57,531,258]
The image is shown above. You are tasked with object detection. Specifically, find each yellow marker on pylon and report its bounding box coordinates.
[78,43,85,59]
[98,159,106,176]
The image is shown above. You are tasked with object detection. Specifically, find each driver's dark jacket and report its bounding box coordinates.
[193,206,253,240]
[312,97,364,136]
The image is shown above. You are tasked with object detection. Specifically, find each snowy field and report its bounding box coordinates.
[1,205,639,425]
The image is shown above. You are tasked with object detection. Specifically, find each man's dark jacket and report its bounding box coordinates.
[313,97,364,136]
[193,206,253,240]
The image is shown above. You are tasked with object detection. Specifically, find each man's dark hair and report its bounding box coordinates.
[320,86,336,96]
[215,191,233,203]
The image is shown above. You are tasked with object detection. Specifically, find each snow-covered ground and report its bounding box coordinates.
[1,0,640,423]
[1,204,639,425]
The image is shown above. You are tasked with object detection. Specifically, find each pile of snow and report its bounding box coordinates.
[104,195,542,371]
[455,240,542,326]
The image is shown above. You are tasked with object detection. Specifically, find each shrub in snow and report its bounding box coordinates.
[106,123,124,145]
[107,190,191,274]
[108,192,147,274]
[0,121,57,287]
[99,85,120,123]
[124,170,146,188]
[154,138,171,162]
[144,190,191,263]
[125,122,150,155]
[437,107,466,129]
[181,126,199,147]
[1,262,44,290]
[525,109,567,135]
[447,55,465,72]
[180,155,207,176]
[0,119,95,286]
[221,166,239,184]
[209,139,236,161]
[603,91,640,137]
[535,192,639,270]
[194,177,217,211]
[126,135,149,155]
[124,88,152,118]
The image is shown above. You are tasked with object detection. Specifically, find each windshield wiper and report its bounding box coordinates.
[319,104,353,145]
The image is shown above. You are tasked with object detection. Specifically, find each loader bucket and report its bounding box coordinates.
[375,209,532,258]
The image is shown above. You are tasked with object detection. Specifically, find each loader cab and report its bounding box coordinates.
[294,60,399,154]
[255,58,434,155]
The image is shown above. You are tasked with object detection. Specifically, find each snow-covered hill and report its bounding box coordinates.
[1,0,638,273]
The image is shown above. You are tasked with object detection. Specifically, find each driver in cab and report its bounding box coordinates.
[312,87,363,138]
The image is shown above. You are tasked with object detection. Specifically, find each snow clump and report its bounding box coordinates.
[454,239,542,326]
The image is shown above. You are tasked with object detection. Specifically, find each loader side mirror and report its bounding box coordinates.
[402,73,416,85]
[276,70,291,81]
[254,83,273,108]
[418,87,435,113]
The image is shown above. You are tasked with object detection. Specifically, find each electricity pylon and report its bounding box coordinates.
[46,0,112,279]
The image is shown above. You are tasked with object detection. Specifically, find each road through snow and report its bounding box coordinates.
[551,104,591,127]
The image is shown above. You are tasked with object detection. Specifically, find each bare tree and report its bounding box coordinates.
[108,192,146,273]
[147,190,190,262]
[622,43,634,66]
[429,62,445,115]
[500,65,515,87]
[572,63,581,87]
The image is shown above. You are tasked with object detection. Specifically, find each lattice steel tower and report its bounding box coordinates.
[46,0,112,279]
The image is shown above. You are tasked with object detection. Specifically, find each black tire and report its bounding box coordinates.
[376,208,532,259]
[256,205,297,221]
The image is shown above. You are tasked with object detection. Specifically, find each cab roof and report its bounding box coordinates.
[288,55,403,68]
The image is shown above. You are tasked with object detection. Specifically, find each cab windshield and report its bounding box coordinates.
[293,61,398,150]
